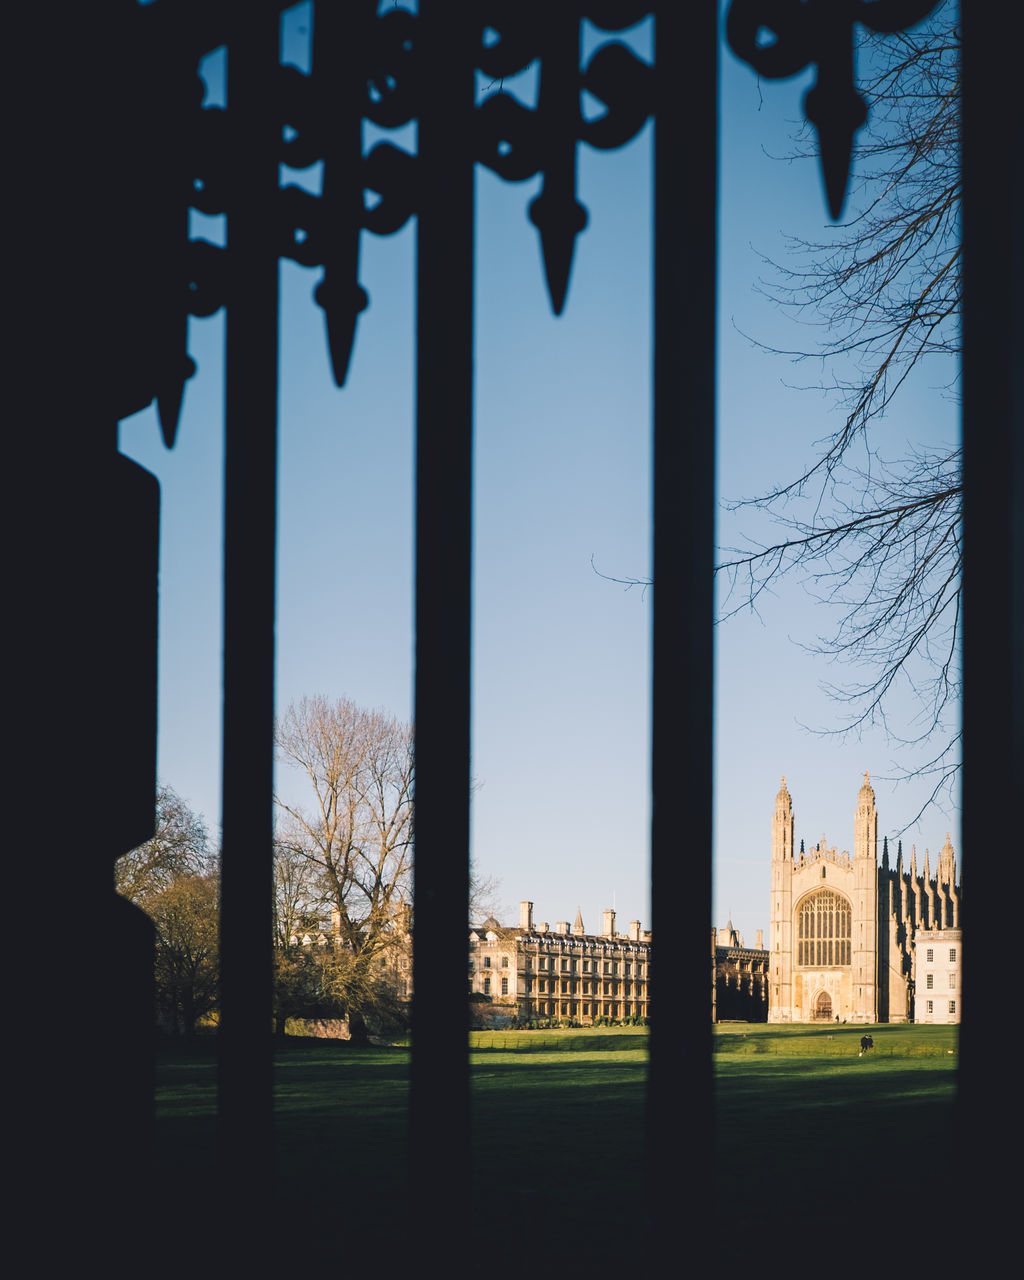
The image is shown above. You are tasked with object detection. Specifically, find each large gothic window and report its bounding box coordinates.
[796,890,851,967]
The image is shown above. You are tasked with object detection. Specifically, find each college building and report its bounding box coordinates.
[469,902,651,1026]
[769,773,962,1024]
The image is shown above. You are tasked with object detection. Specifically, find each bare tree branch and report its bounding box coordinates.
[274,695,413,1041]
[721,5,961,800]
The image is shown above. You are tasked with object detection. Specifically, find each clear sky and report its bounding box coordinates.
[118,5,960,949]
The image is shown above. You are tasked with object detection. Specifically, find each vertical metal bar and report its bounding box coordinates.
[218,1,280,1221]
[959,8,1020,1258]
[649,0,717,1242]
[410,0,475,1226]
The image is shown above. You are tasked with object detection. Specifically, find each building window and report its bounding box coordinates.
[926,974,934,989]
[501,977,509,995]
[926,948,934,962]
[796,889,851,967]
[948,1001,956,1014]
[948,973,956,990]
[502,955,509,968]
[483,977,491,995]
[483,956,491,968]
[926,1000,933,1013]
[949,948,957,961]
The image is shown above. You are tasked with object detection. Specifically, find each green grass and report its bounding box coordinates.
[714,1024,957,1257]
[154,1024,957,1264]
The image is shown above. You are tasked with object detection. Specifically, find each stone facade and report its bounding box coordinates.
[469,902,651,1026]
[768,773,962,1024]
[914,928,962,1024]
[713,924,768,1022]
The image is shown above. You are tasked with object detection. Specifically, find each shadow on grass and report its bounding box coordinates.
[153,1029,956,1267]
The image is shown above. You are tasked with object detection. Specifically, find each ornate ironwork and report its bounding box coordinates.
[175,4,655,410]
[88,0,953,456]
[31,0,1006,1264]
[726,0,940,218]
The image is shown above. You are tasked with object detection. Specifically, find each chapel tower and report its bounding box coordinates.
[768,772,879,1023]
[851,772,879,1022]
[767,773,959,1024]
[768,777,795,1021]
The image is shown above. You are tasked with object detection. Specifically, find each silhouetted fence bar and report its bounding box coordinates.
[649,3,717,1236]
[409,2,475,1218]
[959,9,1019,1246]
[218,2,280,1214]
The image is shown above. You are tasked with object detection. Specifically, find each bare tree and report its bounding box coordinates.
[116,784,211,905]
[275,695,413,1043]
[147,871,220,1036]
[469,869,506,924]
[720,6,961,809]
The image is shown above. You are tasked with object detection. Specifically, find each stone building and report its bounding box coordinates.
[914,929,961,1025]
[768,773,962,1024]
[469,902,651,1027]
[713,924,768,1022]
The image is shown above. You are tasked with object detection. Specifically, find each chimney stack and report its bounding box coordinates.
[520,901,533,932]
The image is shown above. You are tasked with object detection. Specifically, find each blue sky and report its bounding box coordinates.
[118,5,960,948]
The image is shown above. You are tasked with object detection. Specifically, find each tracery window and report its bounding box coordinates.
[796,890,851,966]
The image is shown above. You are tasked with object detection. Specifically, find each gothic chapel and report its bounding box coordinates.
[768,774,962,1024]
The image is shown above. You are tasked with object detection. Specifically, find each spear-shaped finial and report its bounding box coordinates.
[529,189,588,316]
[804,77,867,221]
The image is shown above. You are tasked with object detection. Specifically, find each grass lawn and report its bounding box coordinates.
[154,1023,957,1264]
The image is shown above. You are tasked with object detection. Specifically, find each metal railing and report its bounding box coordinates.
[13,0,1018,1267]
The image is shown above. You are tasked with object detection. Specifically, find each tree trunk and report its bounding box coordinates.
[347,1006,370,1046]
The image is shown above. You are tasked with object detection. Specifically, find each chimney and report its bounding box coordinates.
[520,901,534,932]
[629,920,641,941]
[603,909,616,938]
[556,921,569,935]
[755,929,763,950]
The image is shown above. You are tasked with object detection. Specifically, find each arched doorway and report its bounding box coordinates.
[813,991,833,1021]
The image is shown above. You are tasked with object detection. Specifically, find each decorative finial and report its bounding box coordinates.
[725,0,942,222]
